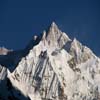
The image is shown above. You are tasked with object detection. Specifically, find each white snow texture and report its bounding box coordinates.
[0,22,100,100]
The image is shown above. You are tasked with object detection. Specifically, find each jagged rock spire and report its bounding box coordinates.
[51,21,58,29]
[49,21,59,34]
[42,30,46,40]
[45,22,71,48]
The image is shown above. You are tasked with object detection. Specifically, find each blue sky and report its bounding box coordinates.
[0,0,100,56]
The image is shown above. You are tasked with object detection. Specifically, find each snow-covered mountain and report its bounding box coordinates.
[0,22,100,100]
[0,47,12,55]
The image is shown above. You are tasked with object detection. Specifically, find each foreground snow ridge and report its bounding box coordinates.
[0,22,100,100]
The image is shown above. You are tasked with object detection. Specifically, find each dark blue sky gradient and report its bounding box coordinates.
[0,0,100,56]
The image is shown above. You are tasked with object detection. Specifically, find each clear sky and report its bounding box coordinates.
[0,0,100,56]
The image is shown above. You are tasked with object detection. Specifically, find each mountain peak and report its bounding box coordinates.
[42,30,46,40]
[45,22,71,49]
[0,47,12,55]
[48,22,59,33]
[51,21,57,27]
[72,38,81,48]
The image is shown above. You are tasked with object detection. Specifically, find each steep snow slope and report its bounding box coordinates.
[0,22,100,100]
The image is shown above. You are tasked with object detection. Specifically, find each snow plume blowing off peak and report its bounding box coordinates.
[0,22,100,100]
